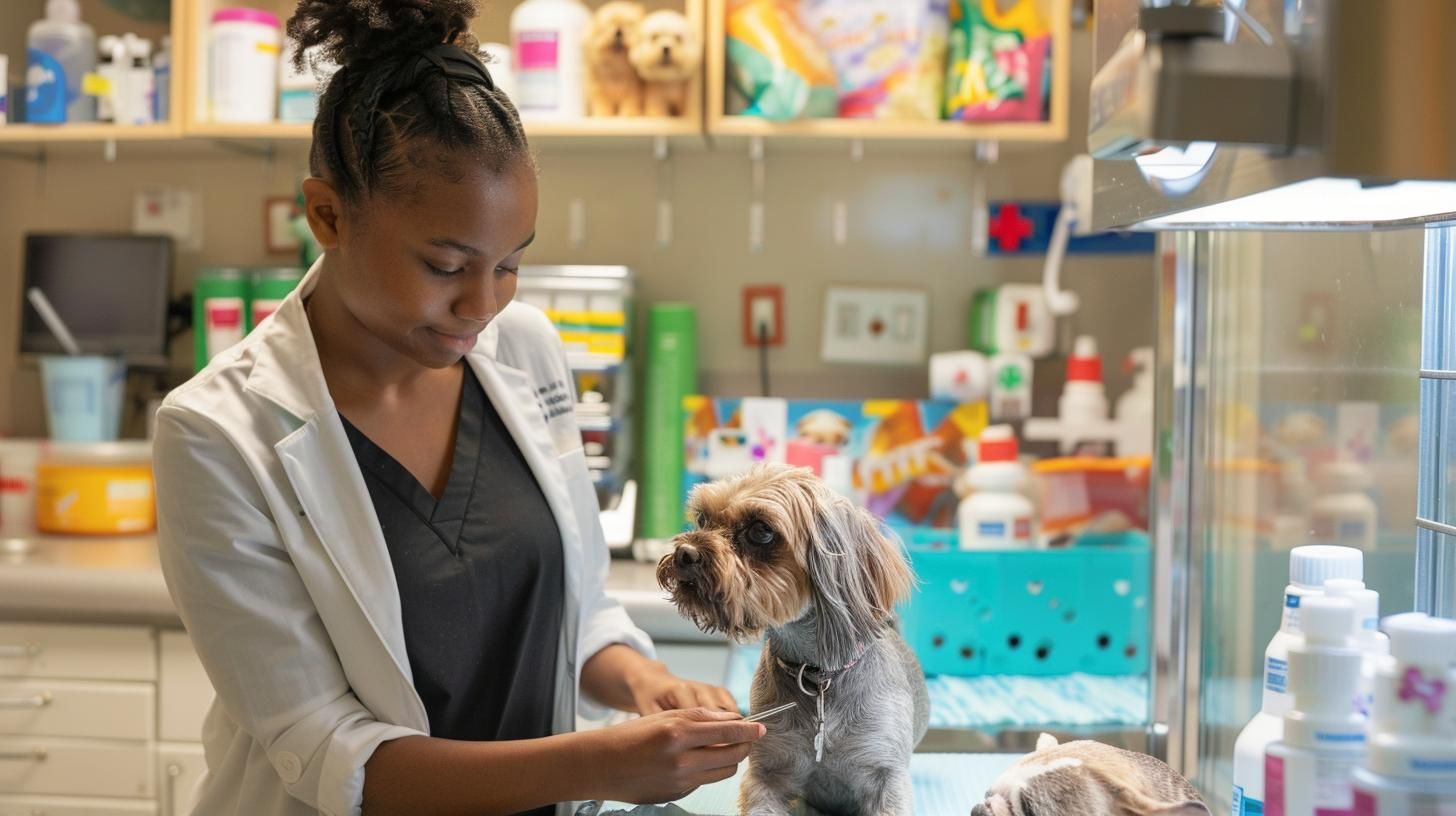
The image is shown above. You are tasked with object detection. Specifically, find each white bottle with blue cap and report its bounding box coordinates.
[1232,545,1365,816]
[1351,613,1456,815]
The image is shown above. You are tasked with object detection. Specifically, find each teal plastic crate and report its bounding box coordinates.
[898,531,1151,677]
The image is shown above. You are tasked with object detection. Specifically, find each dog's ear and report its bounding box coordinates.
[1036,733,1059,752]
[1095,766,1211,816]
[806,483,915,667]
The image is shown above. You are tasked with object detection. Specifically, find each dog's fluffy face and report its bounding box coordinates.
[658,464,912,660]
[629,10,702,82]
[587,1,645,62]
[973,736,1209,816]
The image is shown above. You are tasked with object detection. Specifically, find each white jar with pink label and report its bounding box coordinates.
[509,0,590,119]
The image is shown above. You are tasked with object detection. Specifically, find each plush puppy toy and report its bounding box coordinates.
[629,9,702,117]
[585,1,646,116]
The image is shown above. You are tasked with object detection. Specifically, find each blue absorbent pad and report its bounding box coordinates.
[726,643,1148,729]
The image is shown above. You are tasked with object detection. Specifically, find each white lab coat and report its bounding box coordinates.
[153,260,653,816]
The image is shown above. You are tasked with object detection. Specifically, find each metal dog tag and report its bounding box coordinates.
[813,688,826,763]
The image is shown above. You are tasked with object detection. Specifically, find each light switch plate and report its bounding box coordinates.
[821,286,929,365]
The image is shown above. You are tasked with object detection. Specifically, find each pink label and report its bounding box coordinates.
[1353,791,1376,816]
[1267,754,1286,816]
[515,32,559,70]
[207,303,242,329]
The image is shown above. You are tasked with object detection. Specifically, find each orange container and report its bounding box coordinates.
[35,442,154,535]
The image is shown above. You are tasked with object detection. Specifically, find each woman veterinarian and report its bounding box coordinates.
[152,2,763,814]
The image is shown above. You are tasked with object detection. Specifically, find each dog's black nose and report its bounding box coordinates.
[970,805,992,816]
[673,546,701,573]
[661,45,672,59]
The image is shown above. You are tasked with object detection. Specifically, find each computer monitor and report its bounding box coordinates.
[19,233,173,363]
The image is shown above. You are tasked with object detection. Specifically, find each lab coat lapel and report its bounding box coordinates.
[245,265,427,729]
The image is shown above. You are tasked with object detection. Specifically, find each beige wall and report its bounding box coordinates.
[0,30,1157,436]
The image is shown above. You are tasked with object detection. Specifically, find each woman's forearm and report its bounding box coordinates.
[580,643,663,712]
[362,730,601,815]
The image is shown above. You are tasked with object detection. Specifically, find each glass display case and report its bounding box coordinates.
[1151,227,1448,811]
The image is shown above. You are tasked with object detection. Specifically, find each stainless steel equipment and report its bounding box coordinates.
[1087,0,1456,808]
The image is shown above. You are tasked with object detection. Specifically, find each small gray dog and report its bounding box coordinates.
[972,734,1211,816]
[657,464,930,816]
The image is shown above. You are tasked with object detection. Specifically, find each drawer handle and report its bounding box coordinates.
[167,761,182,806]
[0,644,40,659]
[0,692,51,709]
[0,746,47,761]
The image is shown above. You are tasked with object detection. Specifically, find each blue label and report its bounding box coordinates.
[977,521,1007,537]
[1313,731,1366,744]
[1285,594,1301,609]
[1411,758,1456,772]
[1234,787,1264,816]
[1337,519,1367,540]
[26,48,67,122]
[1266,656,1288,694]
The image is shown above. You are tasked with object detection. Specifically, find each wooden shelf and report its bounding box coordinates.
[0,123,184,144]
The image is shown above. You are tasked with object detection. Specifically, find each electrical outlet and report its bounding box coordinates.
[821,286,929,365]
[742,285,784,346]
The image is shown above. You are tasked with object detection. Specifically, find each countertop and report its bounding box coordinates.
[0,535,714,640]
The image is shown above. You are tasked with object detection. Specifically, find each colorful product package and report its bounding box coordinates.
[944,0,1050,122]
[682,395,989,530]
[800,0,949,121]
[725,0,839,120]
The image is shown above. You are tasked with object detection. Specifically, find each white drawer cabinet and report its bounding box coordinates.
[0,625,155,682]
[0,794,157,815]
[0,737,154,799]
[159,744,206,816]
[157,634,211,744]
[0,680,154,741]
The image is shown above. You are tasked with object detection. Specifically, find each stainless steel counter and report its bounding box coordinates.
[0,535,718,641]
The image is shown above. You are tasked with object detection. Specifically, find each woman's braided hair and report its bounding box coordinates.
[287,0,531,205]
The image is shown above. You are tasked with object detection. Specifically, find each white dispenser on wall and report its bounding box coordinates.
[1352,614,1456,815]
[1265,596,1369,816]
[26,0,97,123]
[1232,545,1366,816]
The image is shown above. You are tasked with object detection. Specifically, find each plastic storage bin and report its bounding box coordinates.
[899,529,1150,677]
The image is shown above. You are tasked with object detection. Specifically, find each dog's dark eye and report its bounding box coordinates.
[747,520,775,547]
[695,512,708,529]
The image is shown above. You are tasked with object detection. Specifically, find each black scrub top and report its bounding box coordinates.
[342,365,564,816]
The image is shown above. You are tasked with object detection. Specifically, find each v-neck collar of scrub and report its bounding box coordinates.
[340,365,485,551]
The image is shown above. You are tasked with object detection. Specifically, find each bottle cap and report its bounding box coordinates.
[1385,613,1456,666]
[978,425,1019,463]
[1066,336,1102,383]
[1300,596,1356,645]
[1323,578,1380,633]
[1290,545,1363,588]
[46,0,80,23]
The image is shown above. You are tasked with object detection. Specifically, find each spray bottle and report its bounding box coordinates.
[1265,596,1368,816]
[1233,546,1366,815]
[1352,613,1456,815]
[1323,578,1391,720]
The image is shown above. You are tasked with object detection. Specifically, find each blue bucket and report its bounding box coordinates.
[39,356,126,442]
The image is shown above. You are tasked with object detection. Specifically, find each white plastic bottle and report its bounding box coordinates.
[1311,461,1378,551]
[123,35,154,126]
[1115,346,1154,457]
[509,0,591,120]
[26,0,97,123]
[1266,596,1368,816]
[1352,614,1456,815]
[957,425,1035,550]
[1323,578,1390,720]
[95,34,123,123]
[1233,545,1366,816]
